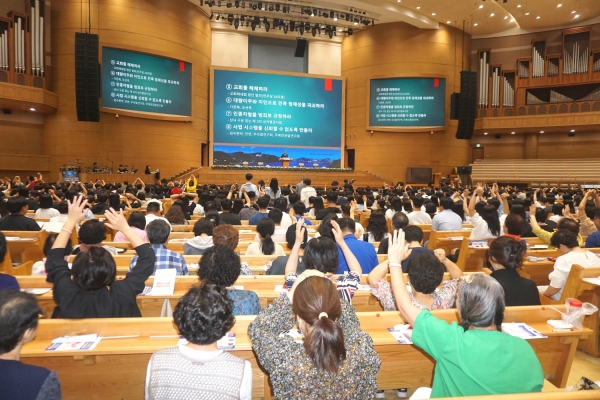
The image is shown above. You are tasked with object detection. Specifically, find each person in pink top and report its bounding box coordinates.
[113,212,148,243]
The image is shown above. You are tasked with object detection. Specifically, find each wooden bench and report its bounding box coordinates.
[2,230,46,265]
[18,305,591,399]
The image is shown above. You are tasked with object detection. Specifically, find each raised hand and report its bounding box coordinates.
[331,220,345,244]
[104,208,129,232]
[388,229,412,265]
[66,195,89,224]
[294,218,306,246]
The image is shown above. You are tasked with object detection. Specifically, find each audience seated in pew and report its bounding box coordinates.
[0,196,41,231]
[45,197,156,318]
[0,290,62,398]
[364,209,389,243]
[249,274,381,399]
[543,229,600,301]
[144,201,171,229]
[0,233,19,291]
[130,219,188,276]
[267,223,309,275]
[432,197,463,231]
[388,230,544,397]
[466,184,501,240]
[283,220,362,304]
[183,218,215,255]
[378,211,409,254]
[198,246,260,315]
[488,236,541,306]
[246,218,285,256]
[113,211,148,243]
[31,233,73,277]
[577,190,600,238]
[72,218,119,256]
[146,283,252,399]
[396,226,435,272]
[212,224,253,275]
[530,203,583,249]
[369,246,463,311]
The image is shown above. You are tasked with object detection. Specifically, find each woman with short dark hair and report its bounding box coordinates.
[249,275,380,399]
[165,204,188,225]
[34,194,59,218]
[45,196,156,318]
[198,246,260,315]
[114,212,147,242]
[388,230,544,397]
[488,236,540,306]
[145,283,252,399]
[184,218,214,255]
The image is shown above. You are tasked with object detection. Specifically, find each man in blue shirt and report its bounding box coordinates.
[585,210,600,248]
[249,196,270,225]
[129,219,188,275]
[335,218,378,274]
[432,197,463,231]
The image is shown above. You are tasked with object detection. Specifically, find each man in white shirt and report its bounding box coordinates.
[432,197,462,231]
[407,195,432,224]
[300,179,316,207]
[145,201,172,230]
[238,173,259,199]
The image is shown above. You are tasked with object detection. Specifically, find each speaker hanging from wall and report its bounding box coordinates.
[450,93,460,120]
[75,32,100,122]
[294,37,307,58]
[455,71,477,139]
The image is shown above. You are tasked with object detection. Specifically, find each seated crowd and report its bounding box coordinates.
[1,173,599,399]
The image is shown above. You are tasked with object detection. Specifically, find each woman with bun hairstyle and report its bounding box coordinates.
[249,275,380,399]
[488,236,540,306]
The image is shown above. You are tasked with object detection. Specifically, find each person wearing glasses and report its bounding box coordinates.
[388,230,544,398]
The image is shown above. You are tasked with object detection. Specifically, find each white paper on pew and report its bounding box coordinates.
[21,288,51,295]
[274,285,288,293]
[583,277,600,286]
[446,236,465,241]
[46,334,102,351]
[151,269,177,296]
[501,323,547,339]
[178,333,237,350]
[239,230,253,233]
[530,245,549,250]
[4,236,19,241]
[37,221,45,228]
[469,240,489,249]
[228,285,244,290]
[138,286,153,296]
[388,327,413,344]
[168,238,186,243]
[357,284,371,291]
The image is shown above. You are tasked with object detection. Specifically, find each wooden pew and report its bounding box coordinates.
[18,306,591,400]
[427,230,471,251]
[2,230,46,264]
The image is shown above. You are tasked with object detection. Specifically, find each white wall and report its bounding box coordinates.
[308,40,341,76]
[211,30,248,68]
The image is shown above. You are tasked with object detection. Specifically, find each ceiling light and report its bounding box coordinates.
[504,15,508,19]
[474,23,478,26]
[574,14,580,18]
[517,4,522,7]
[484,132,488,135]
[432,12,436,16]
[511,132,516,135]
[30,108,35,111]
[510,18,515,22]
[490,13,495,16]
[536,16,540,19]
[557,3,562,7]
[571,129,575,132]
[416,6,420,9]
[571,10,576,13]
[447,20,451,23]
[525,12,530,15]
[540,131,544,133]
[397,0,401,2]
[479,4,484,9]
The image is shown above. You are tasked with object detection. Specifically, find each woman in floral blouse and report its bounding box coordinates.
[368,248,464,311]
[249,274,381,399]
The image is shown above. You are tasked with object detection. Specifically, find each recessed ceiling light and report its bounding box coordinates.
[397,0,401,2]
[479,4,484,8]
[540,131,544,133]
[536,16,540,19]
[557,3,562,7]
[447,20,451,23]
[416,6,420,9]
[511,132,516,134]
[510,18,515,22]
[490,13,495,16]
[29,108,35,111]
[570,129,575,132]
[432,12,436,15]
[571,10,576,13]
[574,14,580,18]
[517,4,522,8]
[525,12,530,15]
[484,132,488,135]
[504,16,508,19]
[474,23,478,26]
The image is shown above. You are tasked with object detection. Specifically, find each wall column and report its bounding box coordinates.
[524,135,538,159]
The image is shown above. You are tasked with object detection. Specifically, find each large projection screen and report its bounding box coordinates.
[211,67,345,168]
[367,76,446,132]
[101,47,192,120]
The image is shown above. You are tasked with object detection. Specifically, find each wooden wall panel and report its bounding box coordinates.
[43,0,211,179]
[341,22,471,181]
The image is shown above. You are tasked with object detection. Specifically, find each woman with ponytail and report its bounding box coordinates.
[488,236,540,306]
[249,274,380,399]
[245,218,285,256]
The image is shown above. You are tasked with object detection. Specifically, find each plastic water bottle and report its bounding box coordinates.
[562,299,584,330]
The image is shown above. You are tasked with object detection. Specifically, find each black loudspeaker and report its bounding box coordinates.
[455,71,477,139]
[75,32,100,122]
[450,93,460,120]
[457,165,472,175]
[294,37,307,58]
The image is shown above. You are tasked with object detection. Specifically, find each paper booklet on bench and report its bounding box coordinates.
[501,323,547,339]
[46,334,102,351]
[388,324,413,345]
[151,269,177,296]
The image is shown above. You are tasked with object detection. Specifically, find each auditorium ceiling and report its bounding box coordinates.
[198,0,600,37]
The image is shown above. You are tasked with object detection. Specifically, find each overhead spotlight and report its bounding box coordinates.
[227,14,234,24]
[372,19,375,26]
[334,13,338,21]
[312,8,316,16]
[290,21,296,31]
[264,17,270,31]
[241,1,245,8]
[354,18,359,25]
[347,28,353,36]
[251,3,257,10]
[234,0,239,7]
[311,26,316,36]
[283,22,288,33]
[323,12,329,18]
[234,17,239,29]
[275,3,280,11]
[268,3,273,11]
[209,12,214,19]
[200,0,204,5]
[257,2,263,10]
[327,27,333,38]
[299,23,304,35]
[218,0,221,6]
[226,2,232,8]
[363,18,370,26]
[345,14,350,21]
[251,20,256,30]
[216,13,220,20]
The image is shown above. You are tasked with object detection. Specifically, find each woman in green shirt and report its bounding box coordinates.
[388,230,544,398]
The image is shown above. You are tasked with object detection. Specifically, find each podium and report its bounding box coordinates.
[279,158,293,168]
